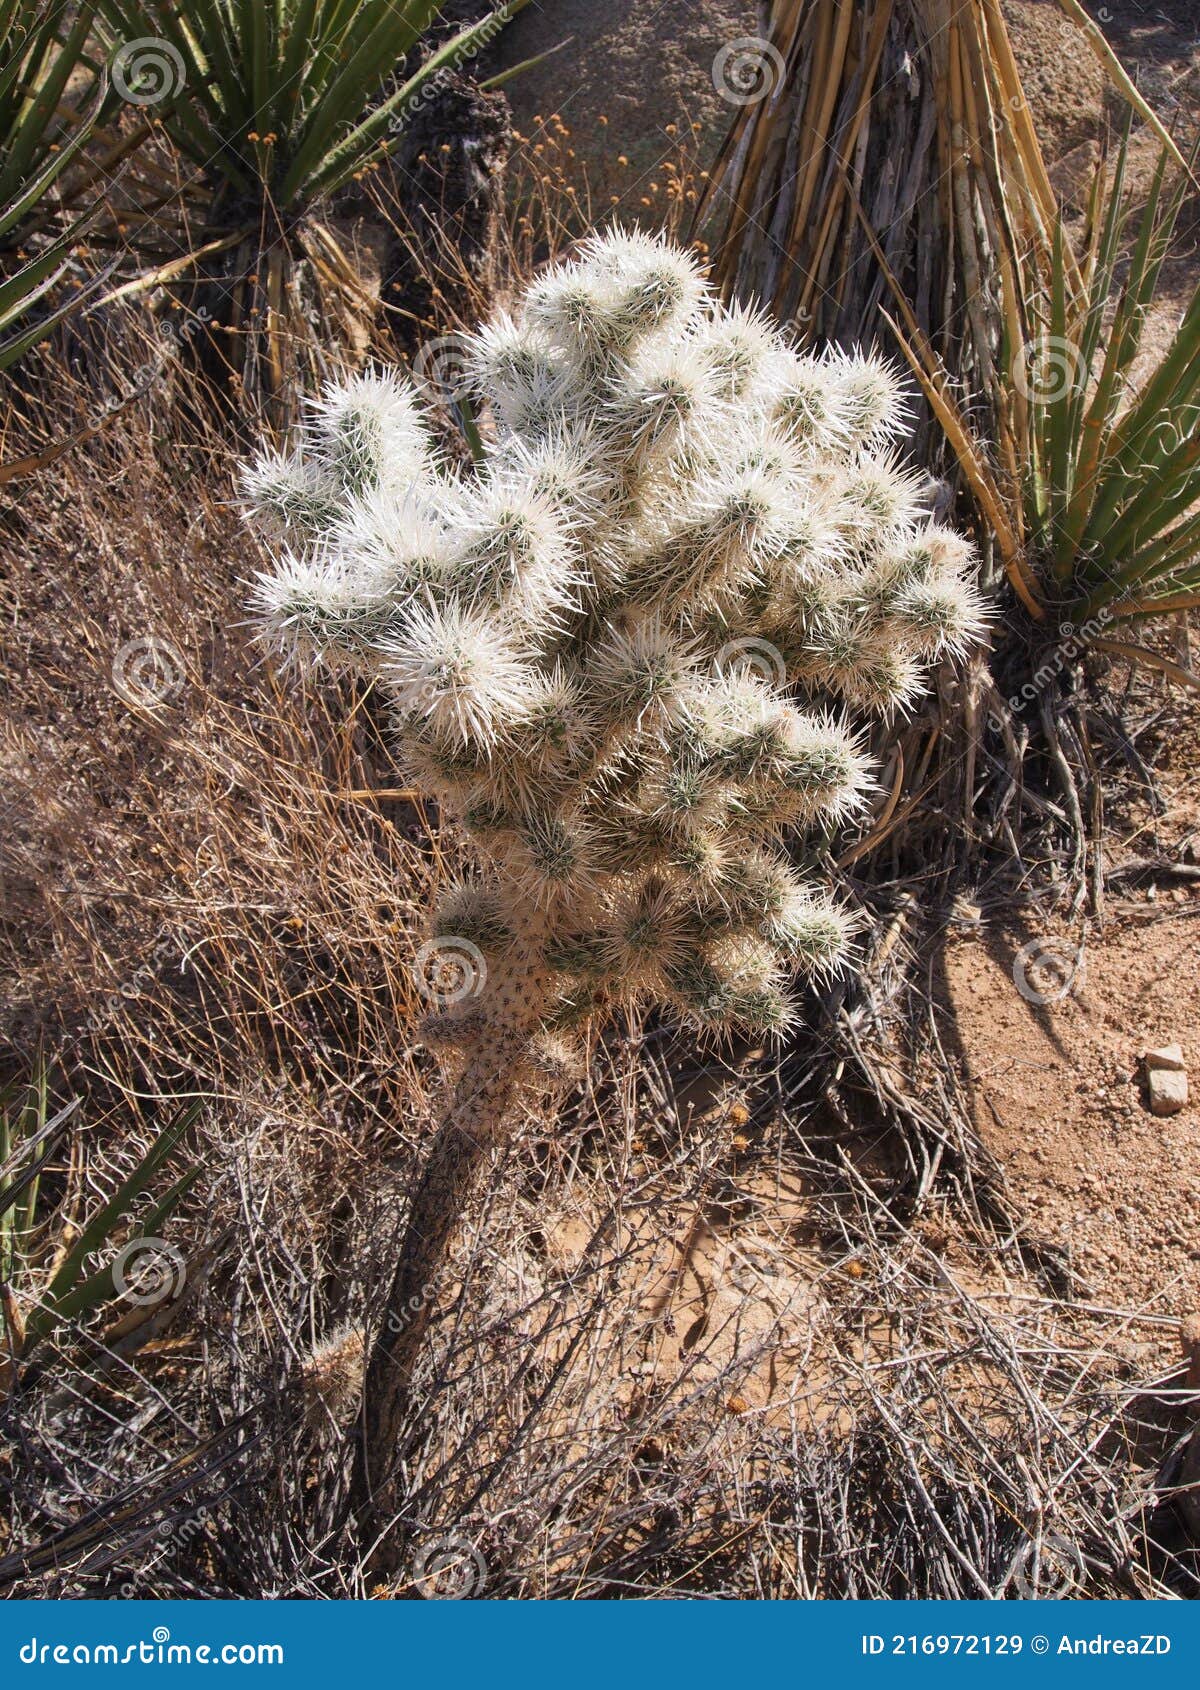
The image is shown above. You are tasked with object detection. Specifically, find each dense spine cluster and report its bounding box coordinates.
[245,230,985,1055]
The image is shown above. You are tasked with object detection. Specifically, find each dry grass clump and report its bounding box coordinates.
[0,331,442,1588]
[6,1010,1192,1597]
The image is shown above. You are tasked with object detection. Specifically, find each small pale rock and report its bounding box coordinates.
[1145,1043,1186,1073]
[1149,1068,1188,1116]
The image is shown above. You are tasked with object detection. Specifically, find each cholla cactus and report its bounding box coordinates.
[243,230,985,1488]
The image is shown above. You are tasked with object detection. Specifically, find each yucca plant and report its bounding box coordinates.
[0,212,84,372]
[0,1062,61,1292]
[0,3,104,232]
[1025,151,1200,639]
[0,1081,199,1383]
[888,128,1200,683]
[94,0,529,413]
[0,3,121,372]
[243,229,986,1543]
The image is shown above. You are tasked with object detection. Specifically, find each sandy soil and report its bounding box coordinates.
[944,908,1200,1314]
[1005,0,1108,158]
[492,0,761,180]
[938,657,1200,1325]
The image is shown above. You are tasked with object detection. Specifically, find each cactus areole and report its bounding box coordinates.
[244,230,985,1508]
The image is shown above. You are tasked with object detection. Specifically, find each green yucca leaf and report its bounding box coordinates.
[0,7,135,374]
[0,1068,75,1282]
[24,1100,201,1344]
[480,33,572,92]
[274,0,445,204]
[1056,142,1160,569]
[1077,121,1127,361]
[1101,429,1200,563]
[1044,219,1073,544]
[0,4,119,239]
[0,239,70,330]
[1082,281,1200,549]
[0,3,99,201]
[0,106,99,245]
[115,5,240,166]
[0,231,93,372]
[0,201,114,372]
[29,1166,200,1339]
[268,0,323,144]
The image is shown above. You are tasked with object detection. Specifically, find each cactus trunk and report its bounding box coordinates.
[358,1046,518,1527]
[358,947,551,1544]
